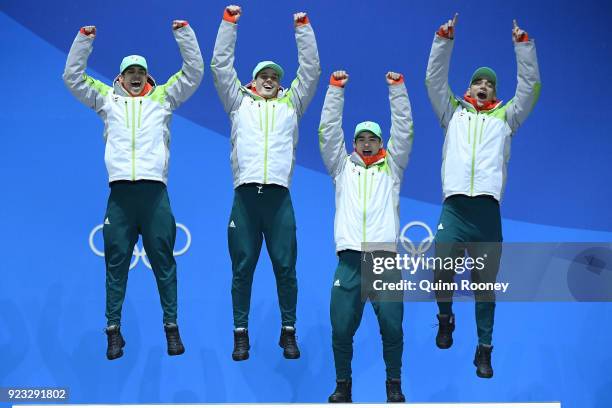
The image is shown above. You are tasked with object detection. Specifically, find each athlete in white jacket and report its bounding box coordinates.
[319,71,413,403]
[425,14,541,378]
[63,21,204,360]
[211,5,321,362]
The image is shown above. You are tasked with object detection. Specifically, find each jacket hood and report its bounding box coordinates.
[113,73,157,97]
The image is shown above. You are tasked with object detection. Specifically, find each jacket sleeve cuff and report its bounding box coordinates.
[295,15,310,27]
[329,75,344,88]
[515,32,529,42]
[388,74,405,85]
[223,10,238,24]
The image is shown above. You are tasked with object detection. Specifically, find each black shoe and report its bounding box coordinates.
[386,378,406,403]
[328,379,352,403]
[279,326,300,359]
[232,328,250,361]
[436,313,455,349]
[105,325,125,360]
[164,323,185,356]
[473,344,494,378]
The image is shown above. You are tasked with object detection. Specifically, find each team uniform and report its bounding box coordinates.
[210,15,320,342]
[319,78,413,401]
[63,24,204,357]
[425,29,541,375]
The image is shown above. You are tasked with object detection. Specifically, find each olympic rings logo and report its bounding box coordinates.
[399,221,435,257]
[89,223,191,270]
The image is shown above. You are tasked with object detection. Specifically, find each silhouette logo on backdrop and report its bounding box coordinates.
[400,221,435,257]
[89,223,192,269]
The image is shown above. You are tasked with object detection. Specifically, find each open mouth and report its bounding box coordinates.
[362,150,373,156]
[477,91,487,100]
[263,84,273,90]
[130,80,142,88]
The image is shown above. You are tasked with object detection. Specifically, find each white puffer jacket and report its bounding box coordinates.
[211,19,321,188]
[319,83,414,253]
[425,34,541,201]
[63,25,204,184]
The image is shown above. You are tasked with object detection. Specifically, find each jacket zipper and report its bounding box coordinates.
[478,116,485,144]
[131,99,136,180]
[263,101,269,184]
[363,168,368,244]
[138,100,142,129]
[258,102,263,131]
[470,113,479,195]
[124,101,130,128]
[467,115,471,144]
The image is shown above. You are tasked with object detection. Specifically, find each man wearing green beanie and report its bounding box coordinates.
[211,4,321,361]
[319,70,414,403]
[63,20,204,360]
[425,14,541,378]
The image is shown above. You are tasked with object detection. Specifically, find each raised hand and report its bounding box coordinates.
[294,12,310,27]
[386,71,404,85]
[437,13,458,39]
[80,25,96,39]
[512,19,529,42]
[330,70,349,88]
[172,20,188,30]
[224,5,242,23]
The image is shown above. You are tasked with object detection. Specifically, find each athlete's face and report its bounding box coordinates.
[120,66,147,96]
[468,78,496,105]
[354,131,382,157]
[254,68,280,99]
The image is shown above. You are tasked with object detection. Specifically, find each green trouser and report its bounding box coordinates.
[103,181,178,326]
[434,194,502,345]
[228,184,298,329]
[330,250,404,380]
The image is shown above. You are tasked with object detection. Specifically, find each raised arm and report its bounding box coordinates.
[210,5,244,114]
[425,14,459,129]
[505,20,542,132]
[162,20,204,110]
[62,26,109,112]
[385,72,414,180]
[318,71,349,179]
[288,12,322,119]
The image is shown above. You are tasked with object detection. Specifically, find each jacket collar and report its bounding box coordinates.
[242,82,287,101]
[349,150,387,168]
[457,95,502,113]
[113,73,157,97]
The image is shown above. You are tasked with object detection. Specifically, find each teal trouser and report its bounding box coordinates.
[103,181,178,326]
[228,184,298,328]
[330,250,404,380]
[434,194,502,345]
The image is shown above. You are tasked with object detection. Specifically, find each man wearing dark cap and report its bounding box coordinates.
[425,14,541,378]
